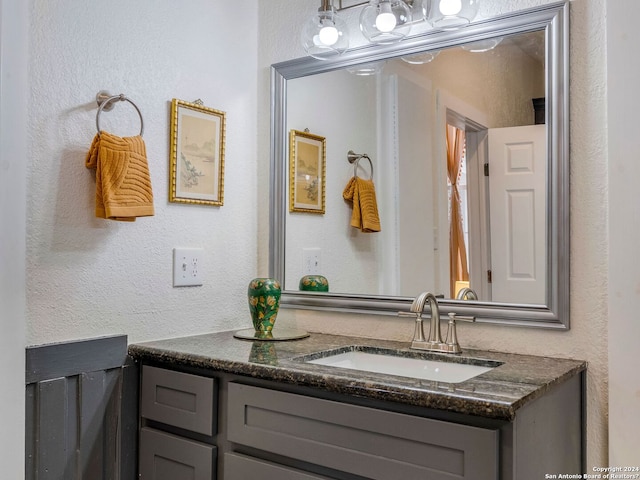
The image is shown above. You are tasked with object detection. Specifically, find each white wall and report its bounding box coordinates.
[413,37,545,128]
[606,1,640,465]
[285,71,380,293]
[259,0,610,468]
[26,0,259,345]
[0,0,28,476]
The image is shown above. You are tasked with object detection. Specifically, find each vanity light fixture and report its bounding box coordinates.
[359,0,414,44]
[301,0,480,60]
[302,0,350,60]
[425,0,479,30]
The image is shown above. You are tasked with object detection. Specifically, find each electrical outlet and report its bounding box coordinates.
[173,248,204,287]
[302,248,321,275]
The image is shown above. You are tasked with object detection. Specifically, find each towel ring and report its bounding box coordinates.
[347,150,374,180]
[95,91,144,137]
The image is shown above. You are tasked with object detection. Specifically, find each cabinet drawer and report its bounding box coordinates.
[141,365,216,436]
[224,453,333,480]
[139,427,216,480]
[228,383,498,480]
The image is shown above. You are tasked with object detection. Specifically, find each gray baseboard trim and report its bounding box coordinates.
[26,334,128,384]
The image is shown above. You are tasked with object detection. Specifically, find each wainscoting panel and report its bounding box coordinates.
[25,335,138,480]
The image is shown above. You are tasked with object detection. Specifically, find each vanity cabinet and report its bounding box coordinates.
[226,382,498,479]
[138,365,217,480]
[135,362,583,480]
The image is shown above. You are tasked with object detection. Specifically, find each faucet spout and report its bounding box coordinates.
[409,292,442,345]
[403,291,474,353]
[456,287,478,301]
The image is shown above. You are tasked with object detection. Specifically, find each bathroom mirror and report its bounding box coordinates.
[270,2,569,328]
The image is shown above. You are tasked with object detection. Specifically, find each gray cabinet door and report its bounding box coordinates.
[224,453,334,480]
[139,427,216,480]
[141,365,216,436]
[227,383,498,480]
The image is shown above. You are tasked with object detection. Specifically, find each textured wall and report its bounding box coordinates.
[414,42,545,128]
[258,0,609,468]
[27,0,259,344]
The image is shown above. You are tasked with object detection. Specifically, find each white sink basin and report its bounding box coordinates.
[307,350,497,383]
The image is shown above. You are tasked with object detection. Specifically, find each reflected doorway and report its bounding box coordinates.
[446,110,491,300]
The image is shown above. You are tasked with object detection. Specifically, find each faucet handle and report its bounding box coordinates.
[449,313,476,323]
[445,313,459,344]
[399,310,426,344]
[443,313,474,354]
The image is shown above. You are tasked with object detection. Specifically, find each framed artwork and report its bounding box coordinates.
[169,98,226,206]
[289,129,326,214]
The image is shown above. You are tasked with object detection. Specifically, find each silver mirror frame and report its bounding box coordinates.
[270,1,569,329]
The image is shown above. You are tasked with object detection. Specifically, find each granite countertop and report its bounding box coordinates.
[128,330,586,421]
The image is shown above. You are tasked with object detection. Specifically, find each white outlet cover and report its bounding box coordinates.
[173,247,204,287]
[302,248,321,275]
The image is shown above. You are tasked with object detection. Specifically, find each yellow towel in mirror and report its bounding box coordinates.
[85,131,154,221]
[342,176,381,233]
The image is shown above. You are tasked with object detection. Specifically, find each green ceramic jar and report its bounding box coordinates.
[299,275,329,292]
[247,278,281,333]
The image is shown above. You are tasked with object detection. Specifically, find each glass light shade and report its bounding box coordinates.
[426,0,479,30]
[408,0,427,22]
[359,0,412,45]
[460,36,503,52]
[302,7,349,60]
[401,50,440,64]
[346,61,385,76]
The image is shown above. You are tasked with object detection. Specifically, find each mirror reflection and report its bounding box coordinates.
[285,30,547,304]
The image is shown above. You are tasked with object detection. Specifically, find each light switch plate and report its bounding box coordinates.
[173,248,203,287]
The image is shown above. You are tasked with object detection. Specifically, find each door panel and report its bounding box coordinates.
[488,125,546,304]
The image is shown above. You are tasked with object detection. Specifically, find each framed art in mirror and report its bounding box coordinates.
[289,129,326,214]
[169,98,226,206]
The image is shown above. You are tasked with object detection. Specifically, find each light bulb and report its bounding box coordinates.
[360,0,411,44]
[318,22,339,46]
[439,0,462,16]
[301,3,349,60]
[376,3,397,33]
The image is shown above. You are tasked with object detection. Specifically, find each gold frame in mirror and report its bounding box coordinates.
[289,129,326,214]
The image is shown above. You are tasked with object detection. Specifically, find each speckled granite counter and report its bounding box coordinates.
[128,330,586,421]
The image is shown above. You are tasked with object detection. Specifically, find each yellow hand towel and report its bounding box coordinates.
[342,176,381,233]
[85,131,154,221]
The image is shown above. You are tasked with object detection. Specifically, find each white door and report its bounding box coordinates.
[488,125,546,304]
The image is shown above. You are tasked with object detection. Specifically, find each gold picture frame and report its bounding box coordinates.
[289,129,326,214]
[169,99,226,206]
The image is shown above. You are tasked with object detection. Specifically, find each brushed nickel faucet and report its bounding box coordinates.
[399,292,475,354]
[456,287,478,300]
